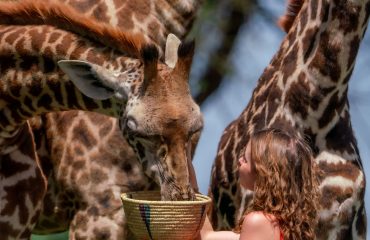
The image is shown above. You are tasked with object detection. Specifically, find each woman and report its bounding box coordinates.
[198,128,319,240]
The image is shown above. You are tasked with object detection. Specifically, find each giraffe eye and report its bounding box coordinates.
[126,117,137,131]
[158,147,167,159]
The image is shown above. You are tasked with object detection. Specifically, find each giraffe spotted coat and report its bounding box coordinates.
[0,0,203,239]
[210,0,369,239]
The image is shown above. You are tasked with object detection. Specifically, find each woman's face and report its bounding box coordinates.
[238,141,256,190]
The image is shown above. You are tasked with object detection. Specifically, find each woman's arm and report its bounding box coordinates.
[239,212,281,240]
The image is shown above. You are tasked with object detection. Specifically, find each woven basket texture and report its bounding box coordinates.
[121,191,211,240]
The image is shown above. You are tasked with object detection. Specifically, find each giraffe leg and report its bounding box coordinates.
[0,124,47,239]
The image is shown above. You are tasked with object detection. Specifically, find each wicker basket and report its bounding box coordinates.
[121,191,211,240]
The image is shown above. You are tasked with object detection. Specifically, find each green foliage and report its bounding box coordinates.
[31,232,69,240]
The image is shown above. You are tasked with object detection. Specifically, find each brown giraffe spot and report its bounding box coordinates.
[29,28,47,51]
[48,82,63,108]
[332,2,360,34]
[82,93,100,110]
[73,145,84,156]
[92,3,109,23]
[286,23,297,47]
[302,27,319,61]
[325,116,356,154]
[64,84,79,109]
[29,80,43,97]
[281,43,298,85]
[336,229,352,240]
[93,227,111,239]
[53,112,77,137]
[270,116,296,135]
[318,161,360,183]
[121,162,133,173]
[86,48,104,66]
[0,153,29,178]
[320,2,330,23]
[320,186,353,209]
[78,172,90,186]
[19,228,33,239]
[299,4,308,36]
[74,213,89,231]
[0,55,16,73]
[316,218,333,239]
[3,176,45,224]
[286,72,310,119]
[15,36,27,54]
[37,94,53,109]
[126,0,150,21]
[309,85,336,111]
[73,120,97,149]
[347,36,360,71]
[87,206,100,216]
[148,21,161,41]
[98,121,113,137]
[42,46,54,59]
[48,31,62,43]
[4,28,25,44]
[318,91,340,128]
[343,68,354,85]
[356,203,366,237]
[69,39,88,59]
[251,107,267,131]
[43,56,56,73]
[19,56,39,71]
[10,109,24,125]
[95,190,114,210]
[69,0,99,13]
[310,30,342,82]
[56,34,74,56]
[310,0,319,20]
[90,167,108,184]
[72,160,86,170]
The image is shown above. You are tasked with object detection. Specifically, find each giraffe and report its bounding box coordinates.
[209,0,369,239]
[0,1,203,239]
[26,0,202,238]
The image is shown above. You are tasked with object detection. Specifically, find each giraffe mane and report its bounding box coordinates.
[0,0,145,58]
[277,0,305,33]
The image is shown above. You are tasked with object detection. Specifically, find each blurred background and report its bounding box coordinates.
[28,0,369,239]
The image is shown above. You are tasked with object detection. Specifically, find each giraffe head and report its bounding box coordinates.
[58,34,203,200]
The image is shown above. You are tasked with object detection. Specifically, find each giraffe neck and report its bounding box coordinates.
[0,24,144,136]
[61,0,201,52]
[257,0,369,131]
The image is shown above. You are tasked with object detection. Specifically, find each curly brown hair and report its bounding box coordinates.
[237,128,319,240]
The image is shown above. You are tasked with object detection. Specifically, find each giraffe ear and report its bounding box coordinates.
[165,33,181,68]
[58,60,123,100]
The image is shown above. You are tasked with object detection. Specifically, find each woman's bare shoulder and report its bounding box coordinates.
[242,211,276,226]
[240,211,280,240]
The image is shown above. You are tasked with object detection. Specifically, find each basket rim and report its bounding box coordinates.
[121,191,211,205]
